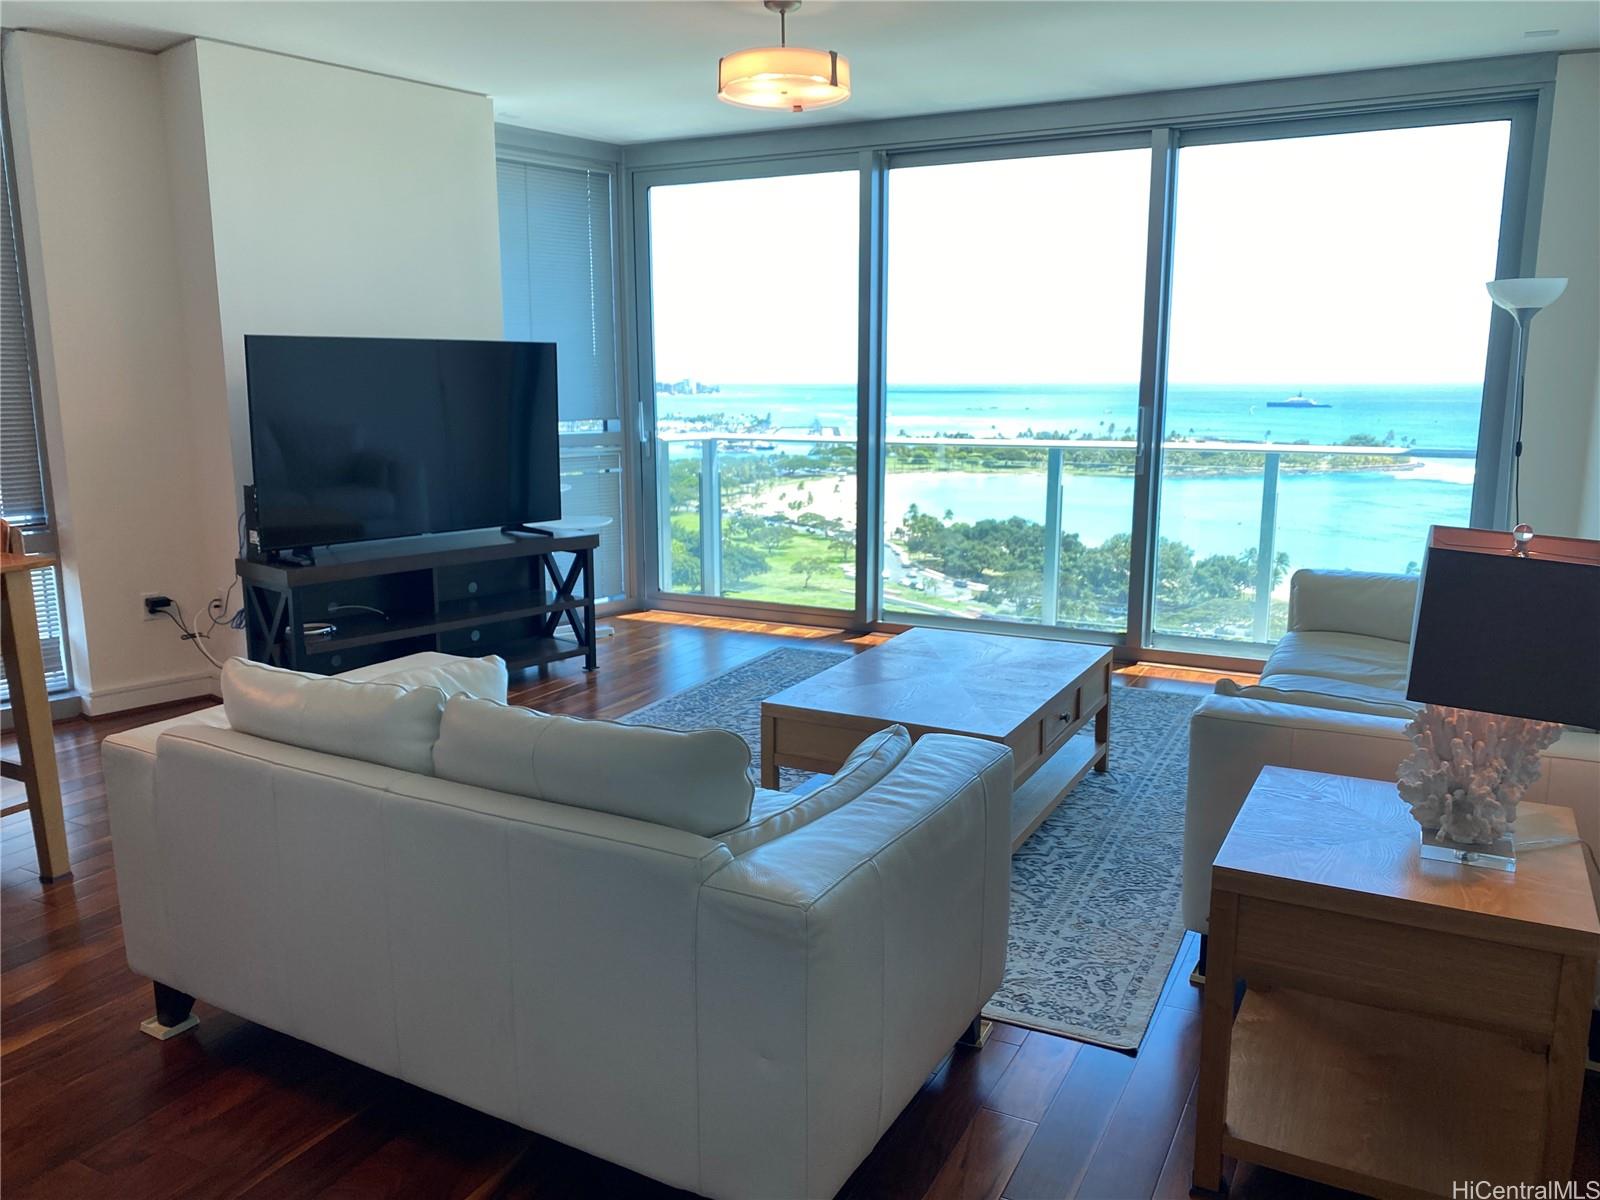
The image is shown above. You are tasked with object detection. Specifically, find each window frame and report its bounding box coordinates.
[630,153,870,623]
[624,58,1554,667]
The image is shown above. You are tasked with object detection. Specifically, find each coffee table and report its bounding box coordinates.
[760,627,1111,849]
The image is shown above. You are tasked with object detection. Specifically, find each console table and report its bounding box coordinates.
[1194,767,1599,1198]
[237,531,600,675]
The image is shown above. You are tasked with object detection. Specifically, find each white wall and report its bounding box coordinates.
[177,40,504,626]
[5,33,503,711]
[1521,50,1600,540]
[3,33,214,711]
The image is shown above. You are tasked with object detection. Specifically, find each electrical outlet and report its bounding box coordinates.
[141,593,173,621]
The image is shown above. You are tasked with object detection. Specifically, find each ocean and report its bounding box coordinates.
[658,382,1482,576]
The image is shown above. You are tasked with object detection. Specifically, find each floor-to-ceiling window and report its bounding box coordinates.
[647,170,859,610]
[883,146,1149,631]
[1149,120,1511,647]
[635,85,1533,661]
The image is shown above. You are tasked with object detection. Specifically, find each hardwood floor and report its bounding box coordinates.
[3,613,1593,1198]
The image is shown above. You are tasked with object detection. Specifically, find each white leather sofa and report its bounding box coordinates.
[103,653,1013,1200]
[1183,569,1600,938]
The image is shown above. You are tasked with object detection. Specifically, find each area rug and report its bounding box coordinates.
[616,646,1200,1052]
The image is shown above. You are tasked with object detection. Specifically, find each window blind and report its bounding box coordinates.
[497,159,619,422]
[1,103,71,698]
[1,107,48,527]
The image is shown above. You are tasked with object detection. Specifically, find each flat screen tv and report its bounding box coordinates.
[244,335,561,553]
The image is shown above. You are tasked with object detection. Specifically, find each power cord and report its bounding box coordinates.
[158,603,226,671]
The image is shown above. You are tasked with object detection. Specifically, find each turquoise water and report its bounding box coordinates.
[660,381,1484,449]
[660,382,1480,576]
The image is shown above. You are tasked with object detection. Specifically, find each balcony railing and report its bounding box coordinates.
[656,431,1471,642]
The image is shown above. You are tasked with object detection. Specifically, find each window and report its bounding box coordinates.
[497,156,626,601]
[884,148,1149,630]
[647,171,859,610]
[1,98,69,697]
[1150,121,1510,645]
[633,92,1532,663]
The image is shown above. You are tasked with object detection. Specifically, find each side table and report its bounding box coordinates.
[1194,766,1599,1198]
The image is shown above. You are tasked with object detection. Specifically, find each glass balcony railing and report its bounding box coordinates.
[656,431,1473,646]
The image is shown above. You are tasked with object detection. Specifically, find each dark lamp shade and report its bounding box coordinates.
[1406,526,1600,729]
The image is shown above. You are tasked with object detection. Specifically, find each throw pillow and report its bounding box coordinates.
[432,696,754,837]
[722,724,913,857]
[220,658,445,774]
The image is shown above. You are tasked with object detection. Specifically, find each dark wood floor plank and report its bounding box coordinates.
[921,1107,1037,1200]
[1072,1004,1202,1199]
[987,1021,1029,1046]
[1000,1045,1136,1200]
[985,1031,1082,1123]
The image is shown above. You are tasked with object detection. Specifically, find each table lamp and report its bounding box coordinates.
[1402,526,1600,870]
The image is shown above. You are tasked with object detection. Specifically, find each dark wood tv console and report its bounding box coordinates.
[236,531,600,675]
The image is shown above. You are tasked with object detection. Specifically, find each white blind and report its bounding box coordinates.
[0,104,71,697]
[0,568,70,702]
[1,106,48,526]
[497,159,619,422]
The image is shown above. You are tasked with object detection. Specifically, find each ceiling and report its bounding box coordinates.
[5,1,1597,145]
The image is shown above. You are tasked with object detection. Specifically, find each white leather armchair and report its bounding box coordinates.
[103,706,1012,1200]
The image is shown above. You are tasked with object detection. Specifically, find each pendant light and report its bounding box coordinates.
[717,0,851,113]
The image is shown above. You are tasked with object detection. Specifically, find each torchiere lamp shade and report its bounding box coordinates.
[1406,526,1600,729]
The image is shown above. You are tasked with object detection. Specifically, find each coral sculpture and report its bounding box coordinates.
[1397,704,1562,844]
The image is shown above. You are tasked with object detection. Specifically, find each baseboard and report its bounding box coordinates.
[82,671,219,717]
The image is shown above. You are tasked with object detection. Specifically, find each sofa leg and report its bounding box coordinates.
[957,1014,992,1049]
[140,982,198,1041]
[1189,934,1208,987]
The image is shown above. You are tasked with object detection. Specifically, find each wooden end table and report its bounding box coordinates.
[1194,766,1600,1199]
[759,628,1111,850]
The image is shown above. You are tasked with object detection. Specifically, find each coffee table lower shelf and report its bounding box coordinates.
[1009,727,1107,850]
[1224,988,1545,1200]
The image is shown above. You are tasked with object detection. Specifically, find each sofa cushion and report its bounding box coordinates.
[1288,570,1419,642]
[1216,677,1419,721]
[1261,630,1411,696]
[432,696,754,837]
[341,651,509,704]
[220,658,444,775]
[721,725,912,857]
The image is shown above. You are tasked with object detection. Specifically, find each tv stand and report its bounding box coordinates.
[236,531,600,676]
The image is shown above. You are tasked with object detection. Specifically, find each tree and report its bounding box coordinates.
[722,543,769,591]
[791,556,836,589]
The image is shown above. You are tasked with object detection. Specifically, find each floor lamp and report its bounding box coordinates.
[1486,276,1566,533]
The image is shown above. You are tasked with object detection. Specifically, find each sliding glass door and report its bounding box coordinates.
[882,146,1150,632]
[636,99,1531,661]
[1150,120,1511,646]
[646,170,859,610]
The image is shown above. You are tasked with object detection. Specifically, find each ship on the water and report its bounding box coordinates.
[1267,392,1330,409]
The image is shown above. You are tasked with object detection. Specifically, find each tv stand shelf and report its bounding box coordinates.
[236,531,600,676]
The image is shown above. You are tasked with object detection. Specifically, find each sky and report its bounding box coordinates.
[647,119,1511,388]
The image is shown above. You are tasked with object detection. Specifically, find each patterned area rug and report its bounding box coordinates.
[616,646,1200,1052]
[616,647,852,790]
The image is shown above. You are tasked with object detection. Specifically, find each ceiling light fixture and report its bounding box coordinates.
[717,0,851,114]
